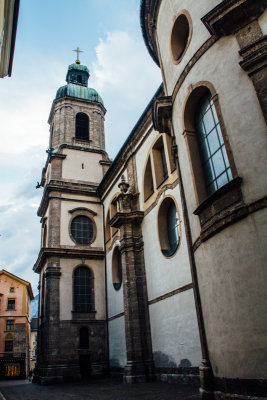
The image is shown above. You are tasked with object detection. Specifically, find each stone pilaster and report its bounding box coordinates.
[110,176,154,383]
[34,259,64,384]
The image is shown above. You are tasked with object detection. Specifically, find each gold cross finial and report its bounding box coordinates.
[72,47,83,64]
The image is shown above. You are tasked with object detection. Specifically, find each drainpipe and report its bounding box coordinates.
[102,202,110,377]
[170,120,214,399]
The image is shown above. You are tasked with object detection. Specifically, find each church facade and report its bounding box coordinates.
[33,1,267,399]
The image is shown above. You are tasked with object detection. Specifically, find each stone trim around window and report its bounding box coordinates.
[170,10,193,65]
[68,207,97,246]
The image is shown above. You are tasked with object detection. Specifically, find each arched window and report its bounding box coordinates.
[183,84,236,205]
[73,266,94,312]
[143,156,154,201]
[195,93,232,196]
[42,224,47,248]
[158,197,180,257]
[152,136,168,187]
[79,327,89,349]
[77,74,82,84]
[75,112,89,141]
[112,247,122,290]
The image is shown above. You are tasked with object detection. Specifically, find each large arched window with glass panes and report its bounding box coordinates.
[194,92,232,196]
[73,266,94,312]
[75,112,89,141]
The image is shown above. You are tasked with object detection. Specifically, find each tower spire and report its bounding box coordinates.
[72,46,83,64]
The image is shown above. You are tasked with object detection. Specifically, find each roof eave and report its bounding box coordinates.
[140,0,160,67]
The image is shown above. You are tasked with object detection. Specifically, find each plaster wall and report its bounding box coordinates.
[60,199,103,248]
[171,36,267,243]
[195,208,267,378]
[142,186,192,301]
[258,9,267,34]
[149,289,201,368]
[62,149,104,184]
[59,258,105,320]
[108,316,127,368]
[156,0,221,93]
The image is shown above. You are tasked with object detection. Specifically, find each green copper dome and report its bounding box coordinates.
[55,61,104,105]
[55,84,104,104]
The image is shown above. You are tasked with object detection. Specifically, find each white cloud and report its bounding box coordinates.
[90,31,161,158]
[0,147,45,294]
[0,60,65,154]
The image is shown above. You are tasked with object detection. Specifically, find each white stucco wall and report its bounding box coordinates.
[195,209,267,378]
[108,316,127,368]
[149,289,202,368]
[142,186,192,301]
[62,148,104,184]
[157,0,222,93]
[258,9,267,34]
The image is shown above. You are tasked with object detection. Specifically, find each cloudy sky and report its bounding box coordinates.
[0,0,161,295]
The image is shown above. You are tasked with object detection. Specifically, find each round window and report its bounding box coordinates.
[70,215,94,245]
[170,13,191,63]
[158,198,180,257]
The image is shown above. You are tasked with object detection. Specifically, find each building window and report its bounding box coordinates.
[42,224,47,248]
[6,320,14,331]
[158,197,180,257]
[152,136,168,188]
[70,216,94,245]
[7,299,15,310]
[9,287,14,293]
[4,340,13,352]
[79,327,89,349]
[195,93,232,196]
[170,12,192,64]
[112,247,122,290]
[75,112,89,141]
[73,266,94,312]
[143,156,154,201]
[77,74,82,84]
[183,84,236,206]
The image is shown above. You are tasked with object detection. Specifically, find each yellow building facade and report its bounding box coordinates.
[0,270,33,378]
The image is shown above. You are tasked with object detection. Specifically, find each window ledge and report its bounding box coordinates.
[193,177,247,243]
[157,176,169,190]
[72,311,96,320]
[144,190,154,203]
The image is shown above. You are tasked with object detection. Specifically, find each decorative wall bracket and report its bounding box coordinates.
[201,0,266,36]
[153,96,173,134]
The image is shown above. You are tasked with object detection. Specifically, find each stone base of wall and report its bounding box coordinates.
[212,377,267,400]
[33,363,81,385]
[155,367,200,385]
[33,361,108,385]
[214,391,267,400]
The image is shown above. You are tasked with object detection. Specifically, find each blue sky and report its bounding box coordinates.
[0,0,161,294]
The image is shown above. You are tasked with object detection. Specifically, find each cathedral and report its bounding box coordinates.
[33,1,267,399]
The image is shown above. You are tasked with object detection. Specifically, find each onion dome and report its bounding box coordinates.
[55,61,104,105]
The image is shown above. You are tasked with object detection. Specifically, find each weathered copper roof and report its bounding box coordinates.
[55,83,104,105]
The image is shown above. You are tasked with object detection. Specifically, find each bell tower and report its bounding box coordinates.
[33,56,110,384]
